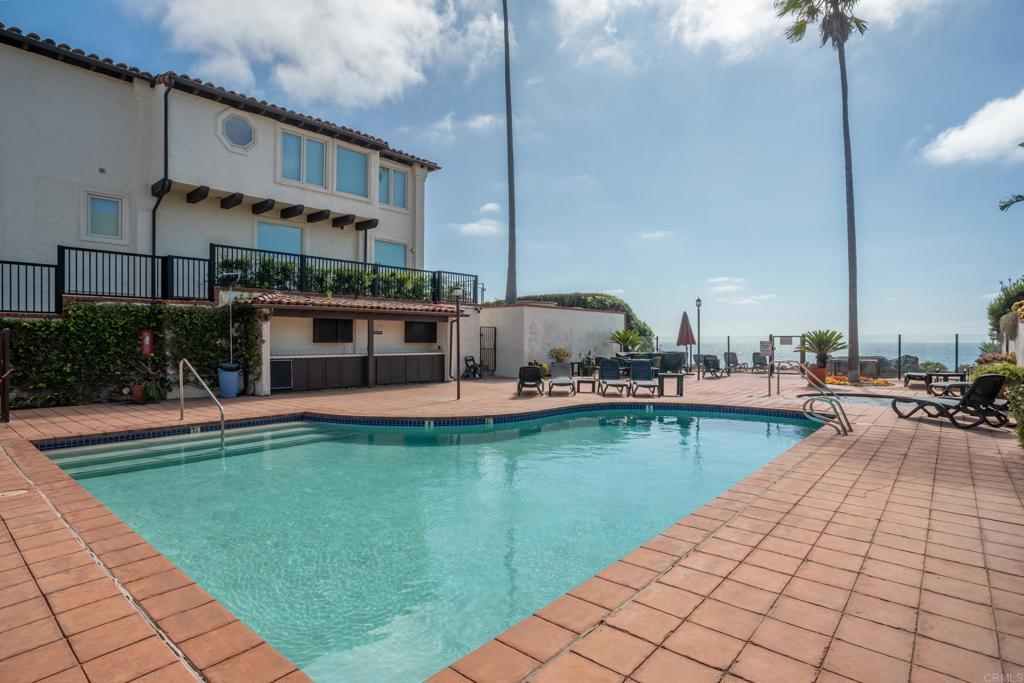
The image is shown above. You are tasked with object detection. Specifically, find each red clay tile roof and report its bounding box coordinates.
[0,23,439,171]
[246,292,460,315]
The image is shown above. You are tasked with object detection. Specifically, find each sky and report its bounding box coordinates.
[4,0,1023,338]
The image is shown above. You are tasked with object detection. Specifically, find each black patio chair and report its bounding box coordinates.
[516,366,544,396]
[598,359,630,396]
[547,362,576,396]
[462,356,482,379]
[751,353,769,373]
[724,352,748,373]
[660,352,684,374]
[630,360,659,397]
[891,374,1008,429]
[701,355,731,379]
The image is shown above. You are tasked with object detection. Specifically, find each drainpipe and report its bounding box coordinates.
[149,74,173,296]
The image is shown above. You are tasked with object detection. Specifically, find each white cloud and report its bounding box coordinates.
[465,114,501,131]
[453,218,504,236]
[639,230,673,240]
[525,76,544,86]
[603,288,626,295]
[121,0,503,109]
[550,0,943,67]
[718,293,775,305]
[923,88,1024,165]
[707,276,745,292]
[420,111,502,144]
[478,202,501,213]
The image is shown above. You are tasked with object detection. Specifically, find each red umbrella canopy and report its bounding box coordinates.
[676,311,696,347]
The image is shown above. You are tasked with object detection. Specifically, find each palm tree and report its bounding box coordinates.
[502,0,518,304]
[999,143,1024,211]
[776,0,867,382]
[610,329,644,352]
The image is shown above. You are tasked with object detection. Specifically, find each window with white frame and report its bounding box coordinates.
[336,146,368,197]
[86,194,123,241]
[280,130,326,188]
[378,166,408,209]
[374,240,407,267]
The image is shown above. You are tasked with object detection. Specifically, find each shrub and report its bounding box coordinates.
[977,352,1017,365]
[919,360,948,372]
[1008,384,1024,448]
[987,277,1024,337]
[972,362,1024,391]
[548,347,571,363]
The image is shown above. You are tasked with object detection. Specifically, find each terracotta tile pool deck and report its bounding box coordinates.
[0,373,1020,683]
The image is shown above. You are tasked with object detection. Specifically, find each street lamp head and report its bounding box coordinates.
[220,271,241,287]
[695,297,702,308]
[452,286,464,300]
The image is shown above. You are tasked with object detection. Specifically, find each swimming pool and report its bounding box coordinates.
[53,409,816,682]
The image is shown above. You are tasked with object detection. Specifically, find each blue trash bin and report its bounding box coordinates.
[218,362,241,398]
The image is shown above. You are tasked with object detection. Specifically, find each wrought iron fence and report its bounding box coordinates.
[59,245,163,300]
[164,255,210,300]
[211,244,478,303]
[0,260,57,314]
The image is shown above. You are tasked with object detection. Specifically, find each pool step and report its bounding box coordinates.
[53,425,334,479]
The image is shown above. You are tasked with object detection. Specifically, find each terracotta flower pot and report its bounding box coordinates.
[130,384,147,404]
[809,367,828,385]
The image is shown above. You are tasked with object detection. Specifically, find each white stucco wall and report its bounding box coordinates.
[479,304,624,377]
[268,316,444,357]
[0,42,427,268]
[1017,321,1023,368]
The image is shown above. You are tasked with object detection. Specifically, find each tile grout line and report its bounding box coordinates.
[0,444,206,682]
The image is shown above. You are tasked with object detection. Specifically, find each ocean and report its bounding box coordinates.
[653,334,990,371]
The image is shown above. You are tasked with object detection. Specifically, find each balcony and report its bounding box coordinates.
[0,244,479,315]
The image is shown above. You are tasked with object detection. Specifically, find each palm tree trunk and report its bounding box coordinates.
[502,0,517,304]
[837,40,859,382]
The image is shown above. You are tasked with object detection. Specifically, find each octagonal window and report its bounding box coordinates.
[220,114,256,151]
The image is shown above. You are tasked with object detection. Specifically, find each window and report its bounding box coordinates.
[258,222,302,254]
[378,166,408,208]
[374,240,406,268]
[392,169,407,209]
[305,139,325,187]
[405,321,437,344]
[378,167,390,204]
[280,131,325,187]
[86,194,122,240]
[222,115,255,150]
[281,132,302,181]
[336,147,368,197]
[313,319,353,343]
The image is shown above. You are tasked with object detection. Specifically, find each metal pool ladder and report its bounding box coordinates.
[796,362,853,436]
[178,358,225,448]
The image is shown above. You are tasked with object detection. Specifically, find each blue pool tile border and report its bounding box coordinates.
[35,403,812,451]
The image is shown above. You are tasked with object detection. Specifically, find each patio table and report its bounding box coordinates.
[658,372,685,397]
[575,376,597,393]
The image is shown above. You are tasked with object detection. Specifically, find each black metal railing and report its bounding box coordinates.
[211,244,478,303]
[0,260,57,314]
[0,244,478,314]
[59,245,163,301]
[164,255,210,300]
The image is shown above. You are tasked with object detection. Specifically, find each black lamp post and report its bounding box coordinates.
[695,297,702,358]
[453,285,464,400]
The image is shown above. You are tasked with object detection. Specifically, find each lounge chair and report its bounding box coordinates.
[598,359,630,396]
[630,360,659,397]
[724,352,748,373]
[548,362,576,396]
[902,371,928,387]
[701,355,731,379]
[660,352,684,374]
[462,355,482,379]
[891,374,1008,429]
[751,353,769,373]
[517,366,544,395]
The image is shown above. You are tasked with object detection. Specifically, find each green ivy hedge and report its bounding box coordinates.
[4,301,262,409]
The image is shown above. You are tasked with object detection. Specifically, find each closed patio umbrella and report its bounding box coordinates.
[677,312,696,371]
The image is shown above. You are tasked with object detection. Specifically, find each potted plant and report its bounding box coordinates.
[126,358,166,404]
[548,347,571,364]
[610,329,643,353]
[796,330,848,384]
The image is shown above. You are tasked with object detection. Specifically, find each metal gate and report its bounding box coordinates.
[1,330,11,422]
[480,326,496,375]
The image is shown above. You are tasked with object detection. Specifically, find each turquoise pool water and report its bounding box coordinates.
[60,410,815,682]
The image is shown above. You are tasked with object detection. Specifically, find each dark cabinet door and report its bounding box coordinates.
[325,358,342,388]
[377,356,407,385]
[308,359,325,390]
[291,359,310,391]
[270,360,292,391]
[340,357,365,387]
[429,354,444,382]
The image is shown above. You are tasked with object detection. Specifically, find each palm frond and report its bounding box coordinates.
[999,194,1024,212]
[785,19,809,42]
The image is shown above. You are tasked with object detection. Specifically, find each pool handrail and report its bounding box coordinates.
[178,358,225,448]
[796,362,853,436]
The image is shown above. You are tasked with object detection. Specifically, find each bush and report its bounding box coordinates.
[987,277,1024,337]
[1008,384,1024,448]
[977,352,1017,365]
[548,347,571,363]
[973,362,1024,391]
[919,360,948,372]
[5,301,262,408]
